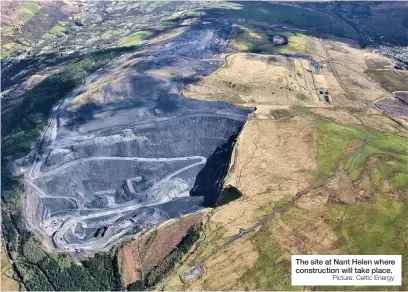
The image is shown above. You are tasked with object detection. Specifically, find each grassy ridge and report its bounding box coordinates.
[349,130,408,183]
[342,197,407,255]
[43,24,65,39]
[121,31,151,47]
[315,119,408,186]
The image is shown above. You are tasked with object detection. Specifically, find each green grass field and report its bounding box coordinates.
[43,25,65,39]
[16,2,40,23]
[230,25,309,54]
[315,118,408,190]
[337,194,408,290]
[121,31,151,47]
[315,120,365,178]
[348,129,408,186]
[321,196,408,291]
[342,197,406,255]
[312,115,408,290]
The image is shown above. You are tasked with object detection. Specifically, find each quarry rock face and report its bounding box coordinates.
[24,23,253,252]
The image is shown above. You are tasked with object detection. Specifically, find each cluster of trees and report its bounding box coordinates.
[216,185,242,207]
[127,226,202,290]
[127,280,145,291]
[2,178,123,291]
[18,232,121,291]
[1,174,24,256]
[3,184,123,291]
[1,46,138,291]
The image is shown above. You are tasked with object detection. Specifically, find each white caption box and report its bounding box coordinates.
[292,255,401,286]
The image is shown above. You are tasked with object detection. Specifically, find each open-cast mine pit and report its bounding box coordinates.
[22,22,253,253]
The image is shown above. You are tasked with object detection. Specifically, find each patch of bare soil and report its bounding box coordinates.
[121,241,143,285]
[354,173,374,203]
[347,140,362,153]
[120,212,204,286]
